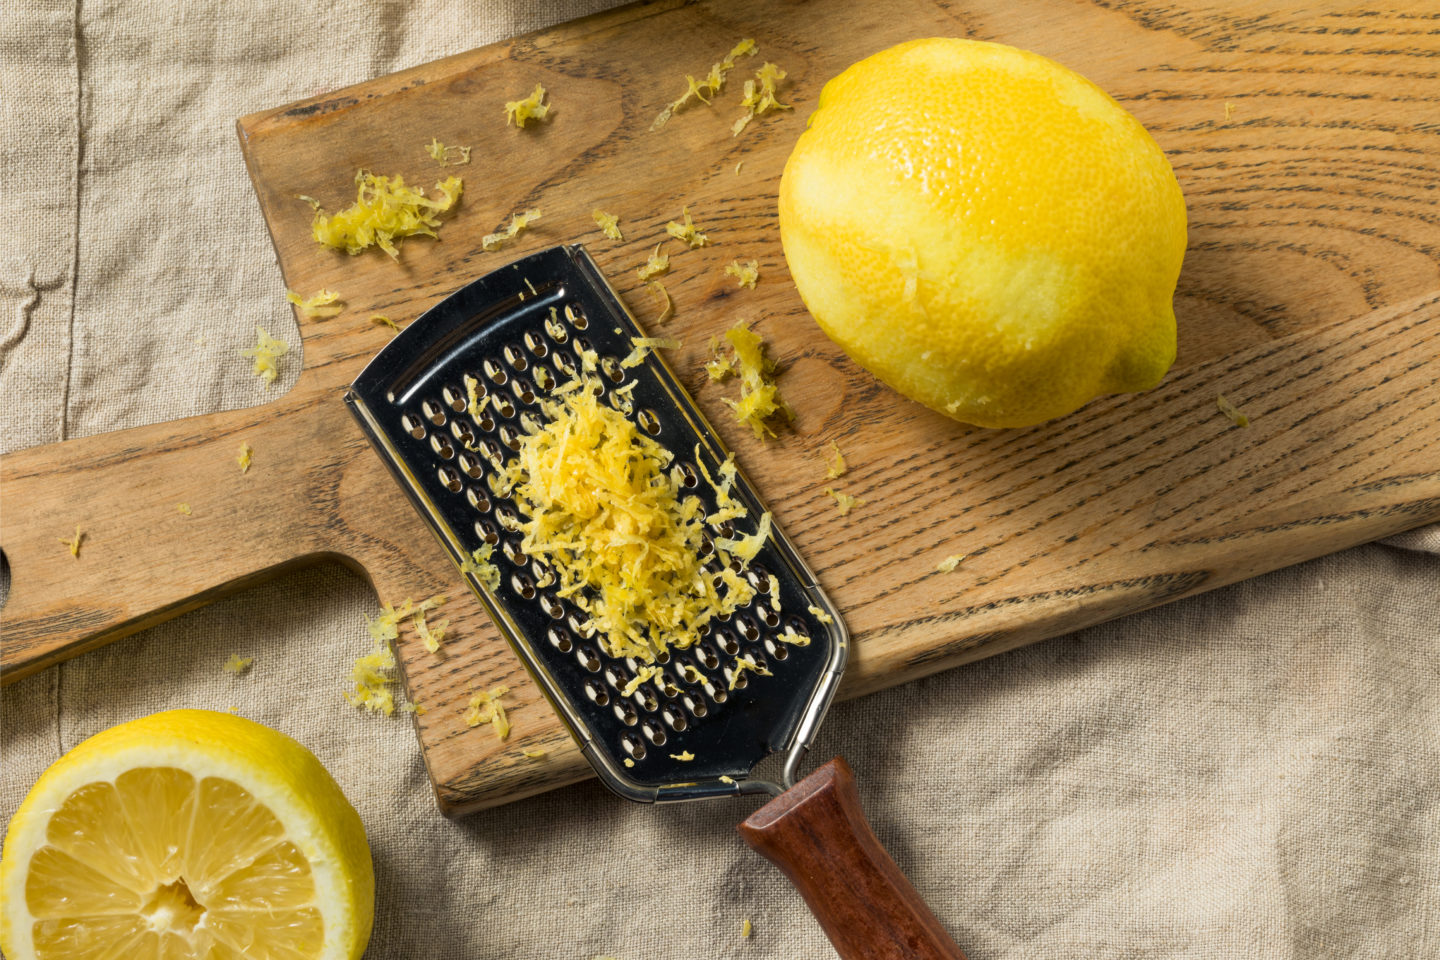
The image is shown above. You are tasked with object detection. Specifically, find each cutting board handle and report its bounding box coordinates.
[738,757,968,960]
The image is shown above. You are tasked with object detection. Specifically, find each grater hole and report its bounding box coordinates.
[496,505,521,532]
[501,539,526,565]
[640,720,666,746]
[786,615,811,637]
[724,666,748,691]
[661,705,687,732]
[475,519,499,545]
[442,385,466,412]
[656,670,680,697]
[601,356,624,383]
[567,613,587,636]
[614,702,639,727]
[457,452,482,479]
[437,465,462,493]
[635,689,659,713]
[466,487,491,512]
[519,412,541,436]
[421,399,446,425]
[575,336,594,357]
[716,519,736,540]
[553,351,577,378]
[400,413,426,439]
[451,420,476,446]
[576,645,601,672]
[583,678,607,705]
[534,366,556,392]
[430,435,455,460]
[604,666,629,691]
[678,462,699,488]
[708,682,729,704]
[512,378,536,406]
[546,319,569,344]
[764,636,791,661]
[498,424,521,451]
[637,409,661,436]
[503,344,528,372]
[494,396,516,419]
[746,647,769,673]
[621,732,645,757]
[682,693,708,718]
[511,572,536,600]
[539,594,565,620]
[737,616,760,643]
[483,358,508,385]
[698,536,714,559]
[715,630,740,657]
[524,330,549,357]
[696,642,720,670]
[565,302,589,330]
[761,607,780,628]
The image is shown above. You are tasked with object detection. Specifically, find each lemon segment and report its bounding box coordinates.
[2,710,373,960]
[778,37,1186,428]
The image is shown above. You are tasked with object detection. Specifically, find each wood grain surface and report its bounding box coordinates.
[3,0,1438,816]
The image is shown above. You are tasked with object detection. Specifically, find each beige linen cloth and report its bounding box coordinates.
[2,2,1437,958]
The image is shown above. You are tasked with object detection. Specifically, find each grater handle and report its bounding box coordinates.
[738,757,967,960]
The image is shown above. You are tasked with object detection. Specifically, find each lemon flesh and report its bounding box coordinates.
[778,38,1187,428]
[1,710,373,960]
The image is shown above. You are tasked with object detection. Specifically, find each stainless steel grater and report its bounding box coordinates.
[345,244,847,802]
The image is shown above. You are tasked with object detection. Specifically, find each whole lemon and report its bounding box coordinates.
[778,38,1187,428]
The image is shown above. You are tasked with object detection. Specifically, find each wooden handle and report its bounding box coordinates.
[739,757,967,960]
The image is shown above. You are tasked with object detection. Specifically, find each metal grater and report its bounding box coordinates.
[345,244,847,803]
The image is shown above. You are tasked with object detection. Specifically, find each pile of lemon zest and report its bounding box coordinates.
[825,487,862,516]
[175,503,192,516]
[826,440,847,479]
[58,525,84,558]
[592,209,624,241]
[670,751,696,761]
[465,685,513,739]
[622,665,662,697]
[345,640,398,716]
[309,170,464,260]
[237,442,253,474]
[806,604,834,625]
[719,775,736,784]
[1217,394,1251,428]
[653,38,758,130]
[426,137,471,166]
[502,374,768,662]
[732,61,793,137]
[505,83,551,127]
[241,326,289,386]
[222,653,253,675]
[370,314,400,333]
[623,758,635,768]
[482,209,542,252]
[637,244,671,281]
[742,919,753,938]
[936,553,967,573]
[724,259,759,289]
[712,322,791,439]
[665,206,710,248]
[648,281,675,323]
[621,335,681,368]
[729,654,772,690]
[285,288,344,319]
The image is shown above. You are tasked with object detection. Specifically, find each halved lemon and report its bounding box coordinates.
[1,709,373,960]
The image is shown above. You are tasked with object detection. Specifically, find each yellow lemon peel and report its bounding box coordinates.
[592,209,624,240]
[465,685,512,739]
[505,83,551,127]
[665,206,709,248]
[308,170,463,260]
[285,287,344,319]
[482,209,542,252]
[653,38,757,130]
[241,326,289,386]
[724,259,759,289]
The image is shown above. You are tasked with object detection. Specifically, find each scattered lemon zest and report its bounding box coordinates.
[58,525,84,558]
[522,748,547,759]
[622,665,662,697]
[622,335,682,368]
[1224,101,1236,121]
[345,640,398,716]
[732,61,792,136]
[648,281,674,323]
[426,137,471,166]
[807,604,833,624]
[241,326,289,386]
[308,170,463,260]
[483,209,542,252]
[825,487,862,516]
[936,553,967,573]
[670,751,695,761]
[370,314,400,333]
[460,543,502,592]
[285,288,344,319]
[623,758,635,768]
[742,919,753,939]
[237,442,253,474]
[779,625,811,647]
[222,653,253,675]
[637,244,671,281]
[1217,394,1251,428]
[729,654,772,690]
[402,701,428,716]
[653,38,758,130]
[710,322,791,439]
[592,209,624,241]
[719,775,736,784]
[465,685,512,739]
[767,573,781,611]
[665,206,710,248]
[505,83,551,127]
[734,161,744,175]
[415,612,449,654]
[826,440,847,479]
[175,503,192,516]
[724,259,759,289]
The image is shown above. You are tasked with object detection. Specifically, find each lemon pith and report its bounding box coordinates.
[1,709,374,960]
[778,37,1187,428]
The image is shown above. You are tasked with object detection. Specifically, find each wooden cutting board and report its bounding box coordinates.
[4,0,1438,816]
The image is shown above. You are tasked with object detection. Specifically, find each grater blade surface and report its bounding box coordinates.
[346,245,846,802]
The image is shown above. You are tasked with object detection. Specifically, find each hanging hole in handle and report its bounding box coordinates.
[0,548,10,610]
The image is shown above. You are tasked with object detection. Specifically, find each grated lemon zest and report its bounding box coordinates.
[1217,393,1251,428]
[505,83,551,128]
[346,640,398,716]
[779,625,811,647]
[719,775,736,784]
[732,61,793,137]
[653,38,757,130]
[592,209,624,241]
[735,161,744,175]
[936,553,966,573]
[637,244,671,281]
[670,751,695,761]
[285,288,344,319]
[742,919,753,938]
[415,612,449,654]
[460,543,502,592]
[403,701,428,716]
[623,759,635,768]
[622,665,662,697]
[308,170,463,260]
[426,137,471,166]
[465,685,512,739]
[648,281,675,324]
[370,314,400,333]
[241,326,289,386]
[483,209,542,252]
[729,654,772,690]
[824,487,862,516]
[724,259,759,289]
[237,442,253,474]
[711,322,791,439]
[222,653,253,675]
[522,748,547,759]
[767,573,781,611]
[826,440,847,479]
[665,206,709,248]
[175,503,192,516]
[622,335,681,369]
